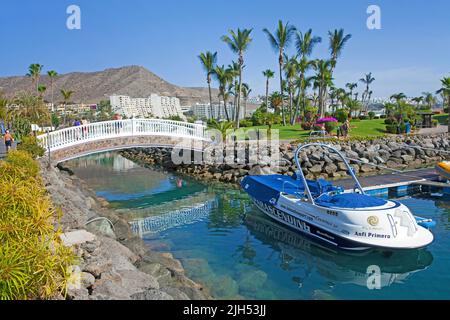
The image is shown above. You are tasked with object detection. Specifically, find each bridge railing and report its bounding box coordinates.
[37,119,206,152]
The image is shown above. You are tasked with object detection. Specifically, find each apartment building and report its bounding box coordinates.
[109,94,183,119]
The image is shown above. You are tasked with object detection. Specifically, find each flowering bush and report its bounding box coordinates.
[316,117,338,124]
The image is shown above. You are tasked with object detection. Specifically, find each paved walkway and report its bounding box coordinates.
[0,142,17,160]
[418,125,448,135]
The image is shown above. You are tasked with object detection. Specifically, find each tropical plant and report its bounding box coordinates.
[359,73,375,112]
[263,20,296,126]
[436,77,450,131]
[345,83,358,100]
[47,70,58,112]
[208,119,234,141]
[262,69,275,111]
[312,59,333,117]
[37,85,47,97]
[60,89,74,126]
[283,55,298,124]
[422,92,436,110]
[0,150,77,299]
[27,64,44,94]
[241,83,252,118]
[328,29,352,72]
[198,51,218,119]
[221,28,253,128]
[13,91,50,126]
[214,65,234,121]
[17,136,45,159]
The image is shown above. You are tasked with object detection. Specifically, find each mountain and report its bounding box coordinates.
[0,65,218,106]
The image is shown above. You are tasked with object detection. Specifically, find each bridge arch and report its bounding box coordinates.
[37,119,207,164]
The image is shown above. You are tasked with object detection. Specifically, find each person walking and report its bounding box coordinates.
[4,130,14,152]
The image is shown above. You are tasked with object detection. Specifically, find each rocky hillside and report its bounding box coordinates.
[0,65,218,106]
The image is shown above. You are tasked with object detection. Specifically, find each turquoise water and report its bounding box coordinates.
[67,152,450,300]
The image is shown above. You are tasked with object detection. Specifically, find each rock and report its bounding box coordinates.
[60,230,96,247]
[401,155,414,163]
[324,164,337,175]
[210,275,239,299]
[310,164,323,174]
[238,270,268,293]
[81,272,95,288]
[131,289,174,300]
[86,219,116,239]
[360,164,374,173]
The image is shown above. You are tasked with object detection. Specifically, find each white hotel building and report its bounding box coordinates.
[191,102,245,121]
[110,94,183,119]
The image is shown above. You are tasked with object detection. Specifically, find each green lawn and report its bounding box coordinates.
[433,114,448,125]
[245,119,386,141]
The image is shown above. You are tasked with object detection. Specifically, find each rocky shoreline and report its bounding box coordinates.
[120,133,450,185]
[40,161,211,300]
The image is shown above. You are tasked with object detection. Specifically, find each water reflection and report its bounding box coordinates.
[245,210,433,289]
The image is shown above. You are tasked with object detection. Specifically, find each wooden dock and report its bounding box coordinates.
[335,168,442,192]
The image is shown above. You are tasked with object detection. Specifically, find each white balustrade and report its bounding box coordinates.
[37,119,206,153]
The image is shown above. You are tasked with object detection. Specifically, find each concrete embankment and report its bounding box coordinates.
[120,133,450,185]
[40,161,211,300]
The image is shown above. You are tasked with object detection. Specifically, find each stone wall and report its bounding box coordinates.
[120,133,450,185]
[41,161,211,300]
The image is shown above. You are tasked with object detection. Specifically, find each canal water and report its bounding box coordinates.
[66,152,450,300]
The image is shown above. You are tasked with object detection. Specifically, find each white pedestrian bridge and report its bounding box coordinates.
[37,119,207,164]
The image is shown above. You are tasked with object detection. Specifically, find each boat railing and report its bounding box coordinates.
[293,143,365,205]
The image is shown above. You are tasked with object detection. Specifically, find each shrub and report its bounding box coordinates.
[312,124,325,131]
[384,118,395,125]
[368,112,376,120]
[359,115,368,120]
[0,151,77,299]
[386,124,398,134]
[325,121,338,134]
[301,121,314,130]
[334,109,349,123]
[239,119,253,128]
[432,119,439,127]
[11,118,31,143]
[17,136,45,159]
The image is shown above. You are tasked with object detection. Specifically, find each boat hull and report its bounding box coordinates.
[250,198,372,251]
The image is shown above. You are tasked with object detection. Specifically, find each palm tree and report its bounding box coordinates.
[241,83,252,118]
[214,65,234,121]
[47,70,58,112]
[328,29,352,72]
[27,63,44,94]
[328,29,351,114]
[14,91,50,126]
[295,29,322,60]
[37,85,47,98]
[221,28,253,128]
[60,89,74,126]
[345,83,358,99]
[412,96,424,107]
[436,77,450,131]
[198,51,218,119]
[284,55,298,124]
[263,20,296,126]
[422,92,436,110]
[262,69,275,110]
[208,119,234,141]
[294,57,315,120]
[269,92,283,113]
[359,73,375,112]
[312,59,333,117]
[390,93,407,119]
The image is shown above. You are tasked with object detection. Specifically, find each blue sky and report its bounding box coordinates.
[0,0,449,98]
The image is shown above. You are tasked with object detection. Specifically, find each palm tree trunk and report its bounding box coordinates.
[288,85,293,125]
[265,78,269,110]
[236,63,243,128]
[279,60,286,126]
[223,97,230,122]
[208,80,214,120]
